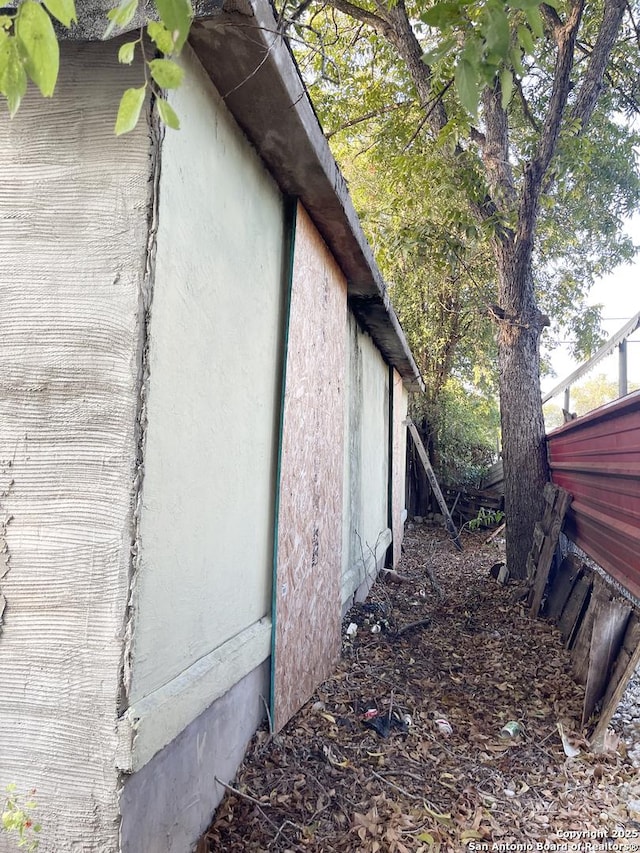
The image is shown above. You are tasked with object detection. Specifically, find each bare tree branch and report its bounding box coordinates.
[627,0,640,48]
[572,0,627,127]
[515,76,541,133]
[326,100,413,139]
[540,2,565,42]
[325,0,390,34]
[517,0,585,256]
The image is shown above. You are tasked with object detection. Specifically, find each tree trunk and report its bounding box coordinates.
[495,242,549,579]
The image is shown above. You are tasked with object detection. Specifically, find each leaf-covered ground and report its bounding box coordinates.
[201,526,640,852]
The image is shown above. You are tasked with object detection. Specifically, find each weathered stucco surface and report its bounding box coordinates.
[342,316,391,607]
[0,43,151,852]
[124,45,284,769]
[391,370,409,567]
[272,204,346,732]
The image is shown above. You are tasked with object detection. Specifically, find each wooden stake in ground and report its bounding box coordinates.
[405,419,462,552]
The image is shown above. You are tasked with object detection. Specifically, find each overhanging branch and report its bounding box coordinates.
[517,0,585,255]
[572,0,627,128]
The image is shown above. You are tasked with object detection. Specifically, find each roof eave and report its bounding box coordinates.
[188,2,423,390]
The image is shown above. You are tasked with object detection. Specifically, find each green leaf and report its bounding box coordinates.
[455,57,479,117]
[0,33,27,115]
[42,0,77,28]
[525,4,544,38]
[104,0,139,38]
[509,51,524,80]
[421,2,462,29]
[149,57,184,88]
[517,23,535,54]
[461,829,484,840]
[500,67,513,108]
[118,39,137,63]
[422,36,456,67]
[507,0,543,9]
[483,3,510,59]
[115,84,146,134]
[0,15,13,30]
[15,0,59,97]
[157,96,180,129]
[147,20,175,54]
[154,0,192,52]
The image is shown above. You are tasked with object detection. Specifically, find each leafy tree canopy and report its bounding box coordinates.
[287,0,640,366]
[282,0,640,575]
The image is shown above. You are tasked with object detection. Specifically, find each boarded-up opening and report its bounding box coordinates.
[272,204,347,733]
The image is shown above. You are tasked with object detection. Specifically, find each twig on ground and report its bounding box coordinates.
[371,770,419,799]
[214,776,268,809]
[485,521,506,543]
[260,693,274,738]
[375,769,427,783]
[271,819,303,847]
[214,777,300,847]
[396,617,431,636]
[425,564,446,600]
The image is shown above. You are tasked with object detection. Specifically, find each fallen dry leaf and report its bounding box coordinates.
[201,527,640,852]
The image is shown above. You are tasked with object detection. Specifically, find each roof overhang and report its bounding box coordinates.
[188,1,422,389]
[53,0,423,389]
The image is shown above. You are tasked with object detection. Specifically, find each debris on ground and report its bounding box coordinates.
[201,526,640,852]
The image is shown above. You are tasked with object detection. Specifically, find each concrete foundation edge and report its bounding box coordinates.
[119,658,269,853]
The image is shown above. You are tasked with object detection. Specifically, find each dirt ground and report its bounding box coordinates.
[201,525,640,852]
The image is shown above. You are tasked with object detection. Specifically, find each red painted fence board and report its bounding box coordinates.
[547,390,640,601]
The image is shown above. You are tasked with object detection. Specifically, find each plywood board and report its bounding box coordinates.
[273,204,347,732]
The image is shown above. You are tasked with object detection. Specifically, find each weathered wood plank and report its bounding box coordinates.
[406,419,462,551]
[559,574,593,647]
[529,486,572,616]
[592,615,640,744]
[545,554,583,622]
[527,524,546,584]
[582,592,632,725]
[571,577,604,685]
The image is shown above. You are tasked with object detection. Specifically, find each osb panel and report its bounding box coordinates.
[273,204,347,732]
[391,370,408,567]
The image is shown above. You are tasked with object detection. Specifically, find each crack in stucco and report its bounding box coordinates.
[0,460,15,638]
[116,101,164,733]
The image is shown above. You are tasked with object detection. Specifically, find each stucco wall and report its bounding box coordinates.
[0,44,151,852]
[122,44,285,771]
[272,204,346,732]
[342,316,391,606]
